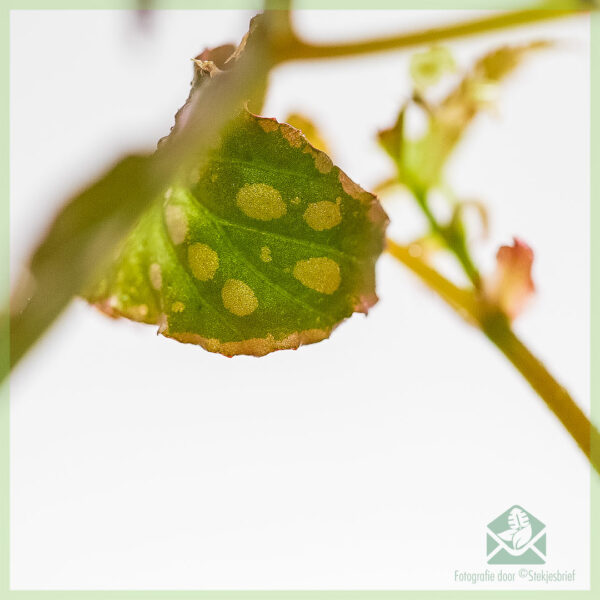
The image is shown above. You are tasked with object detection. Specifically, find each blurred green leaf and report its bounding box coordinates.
[86,111,388,357]
[409,45,456,90]
[4,19,281,376]
[380,41,549,194]
[9,155,166,369]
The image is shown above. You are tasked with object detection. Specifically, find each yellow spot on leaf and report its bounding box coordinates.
[149,263,162,290]
[222,279,258,316]
[258,118,279,133]
[165,204,188,245]
[303,200,342,231]
[280,124,304,148]
[291,196,301,205]
[188,243,219,281]
[260,246,272,262]
[171,301,185,313]
[236,183,286,221]
[313,152,333,174]
[338,171,368,202]
[293,257,341,295]
[300,146,332,174]
[287,113,330,153]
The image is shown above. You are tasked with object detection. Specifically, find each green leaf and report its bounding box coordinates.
[85,111,388,357]
[8,154,167,372]
[4,21,281,378]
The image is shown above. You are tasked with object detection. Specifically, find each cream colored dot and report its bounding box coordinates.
[188,243,219,281]
[130,304,148,319]
[171,301,185,313]
[314,153,333,174]
[260,246,272,263]
[165,187,173,200]
[303,200,342,231]
[221,279,258,316]
[165,204,188,245]
[236,183,286,221]
[293,257,341,295]
[149,263,162,290]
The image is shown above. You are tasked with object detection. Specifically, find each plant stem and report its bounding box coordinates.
[386,239,480,320]
[387,239,600,474]
[278,6,585,63]
[481,311,599,472]
[413,189,481,288]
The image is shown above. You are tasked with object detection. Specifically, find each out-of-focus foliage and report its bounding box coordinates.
[409,45,456,90]
[379,41,549,195]
[8,155,165,369]
[4,22,275,374]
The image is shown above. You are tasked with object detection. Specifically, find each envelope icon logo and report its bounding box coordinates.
[486,505,546,564]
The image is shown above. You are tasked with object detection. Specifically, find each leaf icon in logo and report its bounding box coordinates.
[508,507,530,530]
[513,524,533,549]
[501,507,532,550]
[498,529,516,542]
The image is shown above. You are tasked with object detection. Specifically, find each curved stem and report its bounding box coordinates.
[413,189,481,288]
[278,7,585,63]
[481,311,599,471]
[387,239,600,474]
[386,239,480,321]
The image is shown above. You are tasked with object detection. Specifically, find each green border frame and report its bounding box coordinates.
[0,2,597,598]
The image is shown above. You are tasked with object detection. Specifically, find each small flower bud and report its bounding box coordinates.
[485,238,535,320]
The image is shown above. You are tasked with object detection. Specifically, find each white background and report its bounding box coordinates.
[9,10,590,590]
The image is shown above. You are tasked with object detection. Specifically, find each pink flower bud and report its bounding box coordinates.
[485,238,535,320]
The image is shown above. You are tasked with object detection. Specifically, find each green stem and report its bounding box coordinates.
[413,189,481,287]
[278,6,586,63]
[387,239,600,474]
[387,239,480,320]
[481,311,599,472]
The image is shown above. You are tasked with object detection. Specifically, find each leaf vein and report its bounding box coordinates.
[159,207,245,337]
[187,192,332,320]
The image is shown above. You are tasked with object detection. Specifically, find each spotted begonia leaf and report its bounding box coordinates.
[85,111,388,356]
